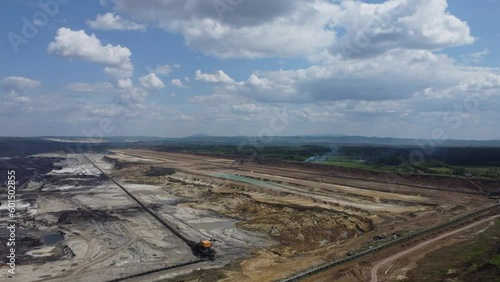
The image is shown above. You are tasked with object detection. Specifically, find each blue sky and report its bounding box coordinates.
[1,0,499,139]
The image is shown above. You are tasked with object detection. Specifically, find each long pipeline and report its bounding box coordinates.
[82,154,196,247]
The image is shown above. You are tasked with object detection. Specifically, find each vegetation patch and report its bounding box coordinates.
[406,219,500,282]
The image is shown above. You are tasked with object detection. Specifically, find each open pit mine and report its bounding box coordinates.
[0,150,498,282]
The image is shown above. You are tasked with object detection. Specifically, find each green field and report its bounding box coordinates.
[425,165,500,178]
[319,159,398,172]
[458,166,500,177]
[406,219,500,282]
[317,157,500,178]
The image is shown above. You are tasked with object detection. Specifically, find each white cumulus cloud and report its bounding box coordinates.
[65,82,114,93]
[48,28,133,82]
[86,12,145,30]
[111,0,336,58]
[117,78,134,89]
[203,49,500,105]
[1,76,41,94]
[171,78,185,88]
[195,70,234,84]
[155,65,172,75]
[329,0,475,59]
[139,73,165,90]
[0,76,39,106]
[107,0,474,60]
[462,49,490,64]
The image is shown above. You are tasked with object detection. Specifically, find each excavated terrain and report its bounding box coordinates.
[1,150,497,282]
[102,149,497,282]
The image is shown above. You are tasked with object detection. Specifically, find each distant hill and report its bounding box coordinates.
[2,135,500,148]
[184,134,212,138]
[173,135,500,147]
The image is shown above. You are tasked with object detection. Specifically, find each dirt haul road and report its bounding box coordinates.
[370,214,500,282]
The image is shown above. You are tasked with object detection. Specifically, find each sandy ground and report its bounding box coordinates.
[99,150,496,281]
[1,149,495,282]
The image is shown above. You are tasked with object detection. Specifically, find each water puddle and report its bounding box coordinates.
[41,232,64,245]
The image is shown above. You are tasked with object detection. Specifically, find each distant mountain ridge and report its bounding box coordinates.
[2,135,500,147]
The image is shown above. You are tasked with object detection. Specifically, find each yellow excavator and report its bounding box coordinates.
[191,239,216,260]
